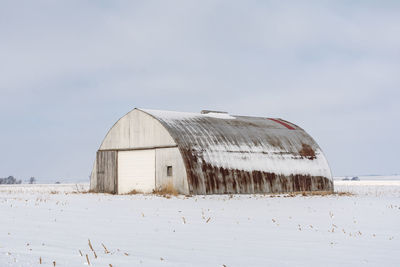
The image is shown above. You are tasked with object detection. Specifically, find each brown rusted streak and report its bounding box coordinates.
[150,111,332,195]
[179,147,200,194]
[299,143,316,160]
[180,151,333,194]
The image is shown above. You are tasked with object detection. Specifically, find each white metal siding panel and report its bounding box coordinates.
[118,150,155,194]
[100,109,176,150]
[155,147,189,194]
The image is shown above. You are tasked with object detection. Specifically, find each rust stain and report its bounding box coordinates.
[180,147,332,195]
[299,143,316,160]
[145,110,333,195]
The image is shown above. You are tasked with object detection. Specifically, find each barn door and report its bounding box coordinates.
[118,149,156,194]
[96,150,117,193]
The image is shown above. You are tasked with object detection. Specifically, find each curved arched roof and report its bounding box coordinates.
[140,108,332,194]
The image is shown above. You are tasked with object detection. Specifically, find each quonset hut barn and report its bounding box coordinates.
[90,108,333,195]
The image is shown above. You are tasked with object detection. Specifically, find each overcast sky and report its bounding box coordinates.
[1,1,399,182]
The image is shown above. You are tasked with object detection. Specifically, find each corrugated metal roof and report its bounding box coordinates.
[141,109,333,194]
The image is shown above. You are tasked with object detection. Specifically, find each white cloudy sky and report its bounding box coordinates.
[1,1,399,182]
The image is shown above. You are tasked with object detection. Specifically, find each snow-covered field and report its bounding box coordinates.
[1,180,399,267]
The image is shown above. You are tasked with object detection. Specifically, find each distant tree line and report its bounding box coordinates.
[0,176,36,184]
[0,176,22,184]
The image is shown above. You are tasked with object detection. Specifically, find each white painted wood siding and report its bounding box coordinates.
[117,150,155,194]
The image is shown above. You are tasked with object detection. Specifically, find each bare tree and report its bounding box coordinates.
[29,177,36,184]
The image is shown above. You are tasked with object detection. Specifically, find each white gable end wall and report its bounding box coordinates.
[100,109,176,150]
[90,109,183,192]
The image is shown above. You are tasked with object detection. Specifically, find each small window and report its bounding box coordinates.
[167,166,173,177]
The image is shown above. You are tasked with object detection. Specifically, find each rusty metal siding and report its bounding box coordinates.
[96,150,117,194]
[141,109,333,194]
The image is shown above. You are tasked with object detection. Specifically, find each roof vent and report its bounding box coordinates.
[201,110,228,114]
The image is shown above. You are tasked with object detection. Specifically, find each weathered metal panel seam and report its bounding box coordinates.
[99,145,178,152]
